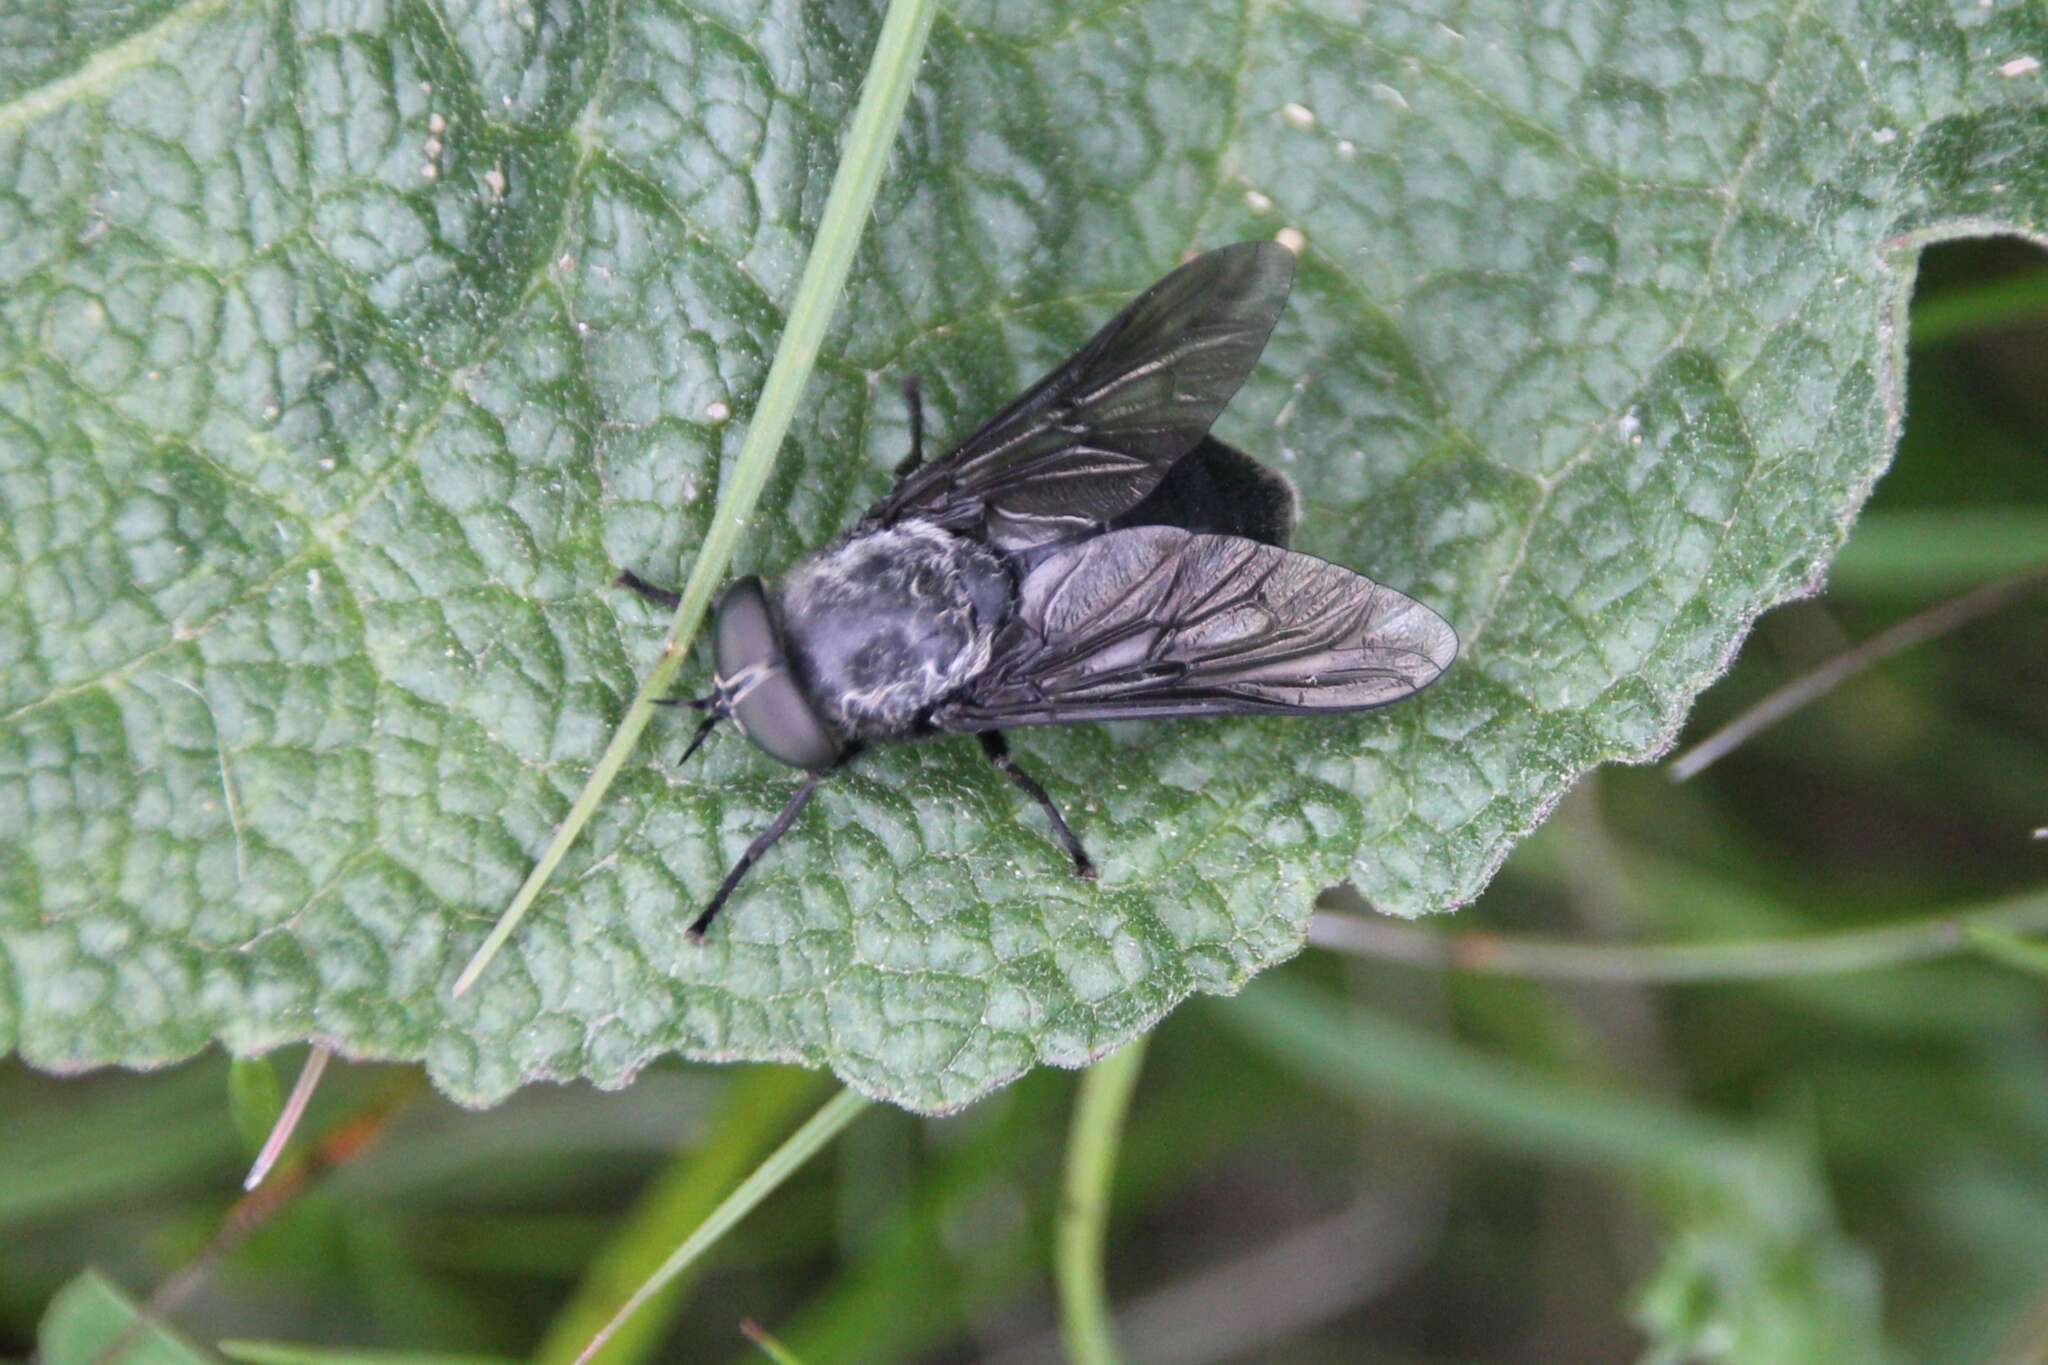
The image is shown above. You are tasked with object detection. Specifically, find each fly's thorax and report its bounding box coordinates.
[776,520,1012,737]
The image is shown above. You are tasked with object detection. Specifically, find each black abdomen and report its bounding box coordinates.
[1109,435,1298,547]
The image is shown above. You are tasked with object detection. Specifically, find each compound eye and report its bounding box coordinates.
[733,669,840,771]
[712,578,842,772]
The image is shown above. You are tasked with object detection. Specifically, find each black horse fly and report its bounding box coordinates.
[618,241,1459,942]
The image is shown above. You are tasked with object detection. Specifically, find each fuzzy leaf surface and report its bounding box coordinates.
[2,0,2045,1111]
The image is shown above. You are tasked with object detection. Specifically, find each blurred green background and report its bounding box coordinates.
[5,238,2046,1365]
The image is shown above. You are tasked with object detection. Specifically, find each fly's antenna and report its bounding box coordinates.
[656,693,728,768]
[677,709,723,765]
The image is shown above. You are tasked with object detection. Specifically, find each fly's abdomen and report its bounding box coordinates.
[777,520,1011,737]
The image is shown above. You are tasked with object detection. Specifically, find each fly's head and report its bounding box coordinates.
[685,576,844,772]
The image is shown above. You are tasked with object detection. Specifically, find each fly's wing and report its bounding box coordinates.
[864,242,1295,553]
[932,527,1458,731]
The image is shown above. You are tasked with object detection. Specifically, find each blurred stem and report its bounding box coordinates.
[452,0,943,996]
[92,1072,425,1365]
[1910,265,2048,345]
[1309,883,2048,983]
[243,1044,332,1190]
[1217,980,1749,1175]
[1669,564,2048,779]
[741,1319,810,1365]
[536,1067,826,1365]
[1058,1039,1150,1365]
[572,1088,872,1365]
[1968,929,2048,980]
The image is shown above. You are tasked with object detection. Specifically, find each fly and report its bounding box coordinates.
[617,241,1459,941]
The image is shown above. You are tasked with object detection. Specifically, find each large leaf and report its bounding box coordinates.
[2,0,2043,1114]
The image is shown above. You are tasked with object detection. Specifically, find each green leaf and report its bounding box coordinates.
[1634,1151,1890,1365]
[38,1270,213,1365]
[2,0,2045,1114]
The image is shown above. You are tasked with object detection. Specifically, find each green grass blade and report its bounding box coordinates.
[1216,979,1749,1176]
[452,0,944,996]
[1310,883,2048,982]
[535,1067,825,1365]
[1910,267,2048,345]
[570,1089,872,1364]
[1967,928,2048,980]
[739,1320,810,1365]
[1827,512,2048,596]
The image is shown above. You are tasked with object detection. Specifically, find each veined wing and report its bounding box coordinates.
[933,527,1458,730]
[865,243,1295,552]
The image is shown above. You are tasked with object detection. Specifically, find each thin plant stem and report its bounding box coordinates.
[243,1044,331,1191]
[1307,883,2048,983]
[1057,1038,1150,1365]
[1968,928,2048,980]
[1668,564,2048,781]
[452,0,943,997]
[535,1067,825,1365]
[741,1319,811,1365]
[571,1089,872,1365]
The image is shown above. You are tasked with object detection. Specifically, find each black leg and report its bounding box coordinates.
[616,568,682,611]
[891,375,926,480]
[978,732,1097,880]
[687,770,829,944]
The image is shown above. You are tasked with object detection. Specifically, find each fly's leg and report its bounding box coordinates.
[616,568,682,611]
[978,732,1097,880]
[688,769,829,943]
[688,745,862,942]
[891,376,926,481]
[618,569,716,762]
